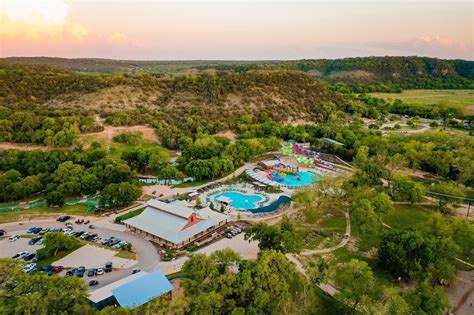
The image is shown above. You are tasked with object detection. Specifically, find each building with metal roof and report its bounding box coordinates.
[88,270,172,309]
[124,199,228,249]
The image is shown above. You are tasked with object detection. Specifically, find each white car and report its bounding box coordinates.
[8,235,20,242]
[96,268,105,275]
[114,241,128,249]
[79,232,89,240]
[22,263,36,273]
[13,251,29,259]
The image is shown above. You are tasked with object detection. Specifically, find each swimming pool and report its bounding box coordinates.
[271,170,318,187]
[214,192,263,210]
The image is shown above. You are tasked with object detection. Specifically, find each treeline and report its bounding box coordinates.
[0,144,140,206]
[0,108,102,146]
[177,135,280,180]
[4,56,474,90]
[206,56,474,90]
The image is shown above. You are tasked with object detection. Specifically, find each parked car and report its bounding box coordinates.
[38,228,49,235]
[27,227,41,234]
[89,279,99,286]
[84,220,90,225]
[52,266,64,273]
[47,266,63,276]
[87,268,96,277]
[57,215,71,222]
[73,231,85,237]
[108,239,121,246]
[79,232,89,240]
[96,268,105,275]
[101,238,111,245]
[225,233,232,239]
[28,236,42,245]
[90,236,99,242]
[23,253,36,261]
[76,266,86,277]
[88,225,95,229]
[66,269,76,276]
[37,238,44,245]
[104,262,113,273]
[22,263,36,273]
[114,241,128,249]
[0,229,6,236]
[132,268,141,274]
[65,222,73,227]
[41,265,53,272]
[12,251,29,259]
[75,219,84,224]
[9,235,20,242]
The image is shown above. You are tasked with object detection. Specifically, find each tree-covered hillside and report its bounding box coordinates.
[2,56,473,90]
[0,64,345,146]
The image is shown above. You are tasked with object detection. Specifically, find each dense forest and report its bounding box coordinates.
[2,56,474,90]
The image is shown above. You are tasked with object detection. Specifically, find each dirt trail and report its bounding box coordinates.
[0,143,50,151]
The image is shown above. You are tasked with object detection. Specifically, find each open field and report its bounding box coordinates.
[0,204,93,224]
[370,89,474,114]
[78,125,169,159]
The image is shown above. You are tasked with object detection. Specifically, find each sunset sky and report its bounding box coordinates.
[0,0,472,60]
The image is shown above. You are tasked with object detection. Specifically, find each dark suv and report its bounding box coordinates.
[104,262,113,273]
[57,216,71,222]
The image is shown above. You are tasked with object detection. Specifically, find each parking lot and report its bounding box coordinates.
[1,218,259,290]
[0,237,43,258]
[52,244,137,269]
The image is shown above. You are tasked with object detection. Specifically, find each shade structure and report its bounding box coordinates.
[112,270,173,309]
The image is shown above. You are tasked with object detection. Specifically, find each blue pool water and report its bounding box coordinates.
[271,171,318,187]
[215,192,263,209]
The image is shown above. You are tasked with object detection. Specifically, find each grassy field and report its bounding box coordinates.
[370,89,474,114]
[382,204,433,230]
[79,133,167,159]
[0,204,92,224]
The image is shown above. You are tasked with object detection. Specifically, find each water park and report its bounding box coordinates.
[203,184,274,211]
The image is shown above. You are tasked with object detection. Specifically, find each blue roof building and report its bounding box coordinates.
[112,270,173,309]
[89,270,173,310]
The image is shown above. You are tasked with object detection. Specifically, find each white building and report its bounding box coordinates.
[124,199,227,249]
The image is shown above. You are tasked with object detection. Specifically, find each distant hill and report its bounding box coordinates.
[0,64,344,138]
[2,56,473,89]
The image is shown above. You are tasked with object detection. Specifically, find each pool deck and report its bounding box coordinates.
[203,184,279,211]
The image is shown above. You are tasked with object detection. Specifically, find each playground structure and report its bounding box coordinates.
[264,163,299,182]
[280,143,342,173]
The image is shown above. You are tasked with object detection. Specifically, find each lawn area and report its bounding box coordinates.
[114,207,146,223]
[383,204,432,230]
[79,131,170,160]
[175,177,216,188]
[319,211,346,233]
[370,89,474,115]
[0,204,93,224]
